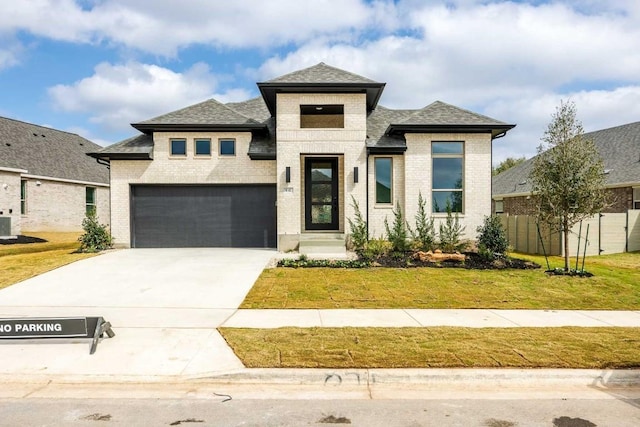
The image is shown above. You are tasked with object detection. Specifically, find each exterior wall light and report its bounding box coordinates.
[285,167,291,183]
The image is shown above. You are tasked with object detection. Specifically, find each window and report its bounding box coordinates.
[634,188,640,210]
[170,139,186,156]
[494,200,504,214]
[432,141,464,213]
[20,180,26,214]
[300,105,344,128]
[375,157,392,204]
[86,187,96,215]
[219,139,235,156]
[194,138,211,156]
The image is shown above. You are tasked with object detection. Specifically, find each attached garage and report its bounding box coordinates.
[130,185,276,248]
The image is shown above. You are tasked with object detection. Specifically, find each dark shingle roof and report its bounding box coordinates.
[492,121,640,196]
[132,98,263,132]
[266,62,380,84]
[400,101,510,126]
[0,116,109,184]
[227,97,275,160]
[90,134,154,160]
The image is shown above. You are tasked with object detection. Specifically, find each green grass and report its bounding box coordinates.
[241,252,640,310]
[219,326,640,369]
[0,232,97,289]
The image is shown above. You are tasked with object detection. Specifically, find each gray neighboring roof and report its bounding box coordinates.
[492,121,640,197]
[265,62,380,84]
[0,116,109,184]
[132,98,264,133]
[90,134,154,160]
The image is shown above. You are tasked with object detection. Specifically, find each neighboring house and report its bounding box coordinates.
[492,121,640,215]
[0,117,110,237]
[90,63,514,252]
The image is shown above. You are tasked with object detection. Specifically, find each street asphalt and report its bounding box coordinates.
[0,248,639,400]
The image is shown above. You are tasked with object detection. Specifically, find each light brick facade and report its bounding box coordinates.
[109,131,276,246]
[0,168,23,235]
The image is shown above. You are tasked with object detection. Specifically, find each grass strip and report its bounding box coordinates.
[0,232,96,289]
[219,326,640,369]
[241,252,640,310]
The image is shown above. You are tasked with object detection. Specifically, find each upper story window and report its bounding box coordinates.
[20,180,27,215]
[170,139,187,156]
[300,105,344,128]
[194,138,211,156]
[86,187,96,215]
[494,199,504,214]
[219,139,236,156]
[432,141,464,213]
[375,157,392,204]
[633,188,640,210]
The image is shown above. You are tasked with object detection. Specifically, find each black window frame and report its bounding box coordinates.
[170,138,187,156]
[432,141,464,214]
[219,138,236,156]
[194,138,211,156]
[374,157,393,205]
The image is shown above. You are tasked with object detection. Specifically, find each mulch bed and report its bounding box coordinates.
[372,252,540,270]
[0,235,47,245]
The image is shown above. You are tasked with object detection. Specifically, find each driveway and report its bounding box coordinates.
[0,248,275,379]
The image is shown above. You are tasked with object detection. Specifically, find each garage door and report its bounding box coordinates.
[130,185,276,248]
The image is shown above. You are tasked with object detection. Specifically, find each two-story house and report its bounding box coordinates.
[90,63,514,253]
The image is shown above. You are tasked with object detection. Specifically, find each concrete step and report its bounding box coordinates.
[299,233,346,256]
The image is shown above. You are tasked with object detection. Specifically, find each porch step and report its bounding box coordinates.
[299,233,347,257]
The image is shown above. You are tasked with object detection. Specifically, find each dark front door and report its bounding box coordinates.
[305,157,339,230]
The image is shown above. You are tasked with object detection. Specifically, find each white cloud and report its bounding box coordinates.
[0,0,394,56]
[48,61,250,133]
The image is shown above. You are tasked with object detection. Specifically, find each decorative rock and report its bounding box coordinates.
[413,250,466,263]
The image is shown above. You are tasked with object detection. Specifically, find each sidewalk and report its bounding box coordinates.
[222,308,640,328]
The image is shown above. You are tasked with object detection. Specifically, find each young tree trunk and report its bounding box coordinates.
[563,218,570,271]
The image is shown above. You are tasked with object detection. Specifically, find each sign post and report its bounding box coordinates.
[0,317,115,354]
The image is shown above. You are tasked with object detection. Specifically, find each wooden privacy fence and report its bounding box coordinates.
[499,210,640,256]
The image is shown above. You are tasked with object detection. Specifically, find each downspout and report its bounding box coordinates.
[365,147,370,239]
[95,157,110,169]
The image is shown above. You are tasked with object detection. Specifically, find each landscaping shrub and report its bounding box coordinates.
[476,215,509,259]
[278,257,370,268]
[384,202,410,253]
[409,192,436,251]
[438,201,466,253]
[363,238,392,261]
[347,196,368,254]
[78,212,113,253]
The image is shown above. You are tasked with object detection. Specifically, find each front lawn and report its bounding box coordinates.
[241,252,640,310]
[219,326,640,369]
[0,232,98,289]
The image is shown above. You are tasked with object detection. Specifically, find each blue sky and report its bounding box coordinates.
[1,0,640,164]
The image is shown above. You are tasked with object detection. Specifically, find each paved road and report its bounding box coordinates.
[1,397,639,426]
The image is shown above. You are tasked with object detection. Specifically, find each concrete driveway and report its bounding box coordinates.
[0,248,275,381]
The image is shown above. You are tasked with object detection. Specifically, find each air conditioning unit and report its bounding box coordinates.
[0,216,12,237]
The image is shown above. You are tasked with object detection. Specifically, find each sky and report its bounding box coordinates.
[1,0,639,165]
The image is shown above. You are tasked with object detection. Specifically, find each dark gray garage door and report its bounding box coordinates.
[131,185,276,248]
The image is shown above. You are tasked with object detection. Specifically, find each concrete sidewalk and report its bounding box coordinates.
[222,308,640,328]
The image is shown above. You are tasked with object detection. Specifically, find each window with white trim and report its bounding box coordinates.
[634,188,640,210]
[20,180,27,214]
[494,199,504,214]
[86,187,96,215]
[432,141,464,213]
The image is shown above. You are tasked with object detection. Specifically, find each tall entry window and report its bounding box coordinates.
[432,142,464,213]
[375,157,392,204]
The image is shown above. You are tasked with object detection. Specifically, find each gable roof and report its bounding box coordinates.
[492,121,640,197]
[0,116,109,184]
[257,62,386,115]
[132,98,266,133]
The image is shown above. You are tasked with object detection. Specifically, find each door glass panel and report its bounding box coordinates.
[311,183,332,203]
[311,163,332,181]
[311,205,332,224]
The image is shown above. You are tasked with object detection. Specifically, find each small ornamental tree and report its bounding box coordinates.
[530,100,607,271]
[410,192,436,251]
[384,202,410,253]
[347,196,368,254]
[438,200,466,253]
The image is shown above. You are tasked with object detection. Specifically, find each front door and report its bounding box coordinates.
[305,157,339,230]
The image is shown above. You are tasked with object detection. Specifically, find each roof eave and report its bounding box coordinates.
[367,146,408,155]
[386,124,516,138]
[88,152,153,161]
[131,123,267,133]
[248,152,277,160]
